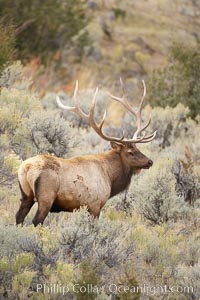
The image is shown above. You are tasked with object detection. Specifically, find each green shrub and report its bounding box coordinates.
[129,158,193,224]
[74,259,100,300]
[177,264,200,300]
[147,42,200,118]
[0,86,40,117]
[0,223,60,299]
[0,223,34,297]
[139,104,192,149]
[12,110,72,159]
[59,208,134,267]
[0,0,90,60]
[44,88,110,130]
[0,152,21,187]
[173,153,200,206]
[0,61,31,90]
[0,22,16,74]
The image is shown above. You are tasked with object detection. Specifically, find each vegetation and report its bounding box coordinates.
[147,42,200,118]
[0,63,199,299]
[0,1,200,299]
[0,0,90,60]
[0,23,16,74]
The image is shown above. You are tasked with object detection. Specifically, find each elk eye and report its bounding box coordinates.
[128,152,134,156]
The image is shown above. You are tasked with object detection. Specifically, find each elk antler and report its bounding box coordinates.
[109,78,157,143]
[56,81,125,143]
[56,79,157,144]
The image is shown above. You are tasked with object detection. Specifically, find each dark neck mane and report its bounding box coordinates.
[103,151,133,198]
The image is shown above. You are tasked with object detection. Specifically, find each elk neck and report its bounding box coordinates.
[102,150,133,198]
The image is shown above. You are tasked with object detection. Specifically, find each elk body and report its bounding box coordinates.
[16,79,157,226]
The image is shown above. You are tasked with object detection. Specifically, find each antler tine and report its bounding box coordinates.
[108,77,125,103]
[139,80,146,112]
[132,80,147,139]
[89,86,124,142]
[137,130,157,143]
[56,80,88,119]
[57,79,156,144]
[74,80,79,103]
[109,78,137,119]
[56,95,76,112]
[73,80,88,119]
[120,77,126,98]
[141,117,151,132]
[57,81,124,143]
[109,78,156,143]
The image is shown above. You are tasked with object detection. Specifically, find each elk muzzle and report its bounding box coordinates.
[146,159,153,168]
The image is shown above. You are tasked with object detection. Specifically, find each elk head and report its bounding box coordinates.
[56,78,157,172]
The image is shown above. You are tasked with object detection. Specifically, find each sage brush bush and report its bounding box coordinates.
[173,155,200,205]
[43,88,110,130]
[0,152,20,187]
[0,85,39,118]
[59,208,134,267]
[0,223,35,297]
[129,158,193,224]
[12,110,72,159]
[0,61,199,299]
[141,104,197,149]
[177,264,200,300]
[147,42,200,118]
[0,61,32,90]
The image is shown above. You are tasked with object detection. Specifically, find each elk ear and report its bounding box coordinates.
[110,142,123,152]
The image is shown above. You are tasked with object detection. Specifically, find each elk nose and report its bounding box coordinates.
[148,159,153,167]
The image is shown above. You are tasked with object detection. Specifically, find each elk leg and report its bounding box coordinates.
[16,196,34,225]
[32,199,54,227]
[88,206,101,218]
[32,172,58,226]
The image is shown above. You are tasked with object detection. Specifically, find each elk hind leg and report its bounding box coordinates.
[16,182,34,225]
[32,175,56,226]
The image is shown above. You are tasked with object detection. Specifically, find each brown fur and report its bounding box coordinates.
[16,143,153,226]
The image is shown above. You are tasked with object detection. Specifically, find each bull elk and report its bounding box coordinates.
[16,79,157,226]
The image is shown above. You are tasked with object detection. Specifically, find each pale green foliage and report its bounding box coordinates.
[177,264,200,300]
[12,111,72,159]
[0,87,40,115]
[0,61,30,89]
[0,131,21,186]
[0,222,34,261]
[147,42,200,118]
[60,208,134,267]
[0,82,41,160]
[43,88,111,129]
[0,67,76,160]
[0,64,199,299]
[129,158,195,224]
[110,102,198,151]
[173,155,200,205]
[0,153,21,186]
[142,103,196,148]
[95,291,112,300]
[0,104,21,136]
[83,131,102,148]
[0,23,16,74]
[0,0,90,60]
[0,208,199,299]
[0,224,58,299]
[58,209,140,299]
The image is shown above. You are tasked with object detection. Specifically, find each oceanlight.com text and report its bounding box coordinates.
[36,283,195,296]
